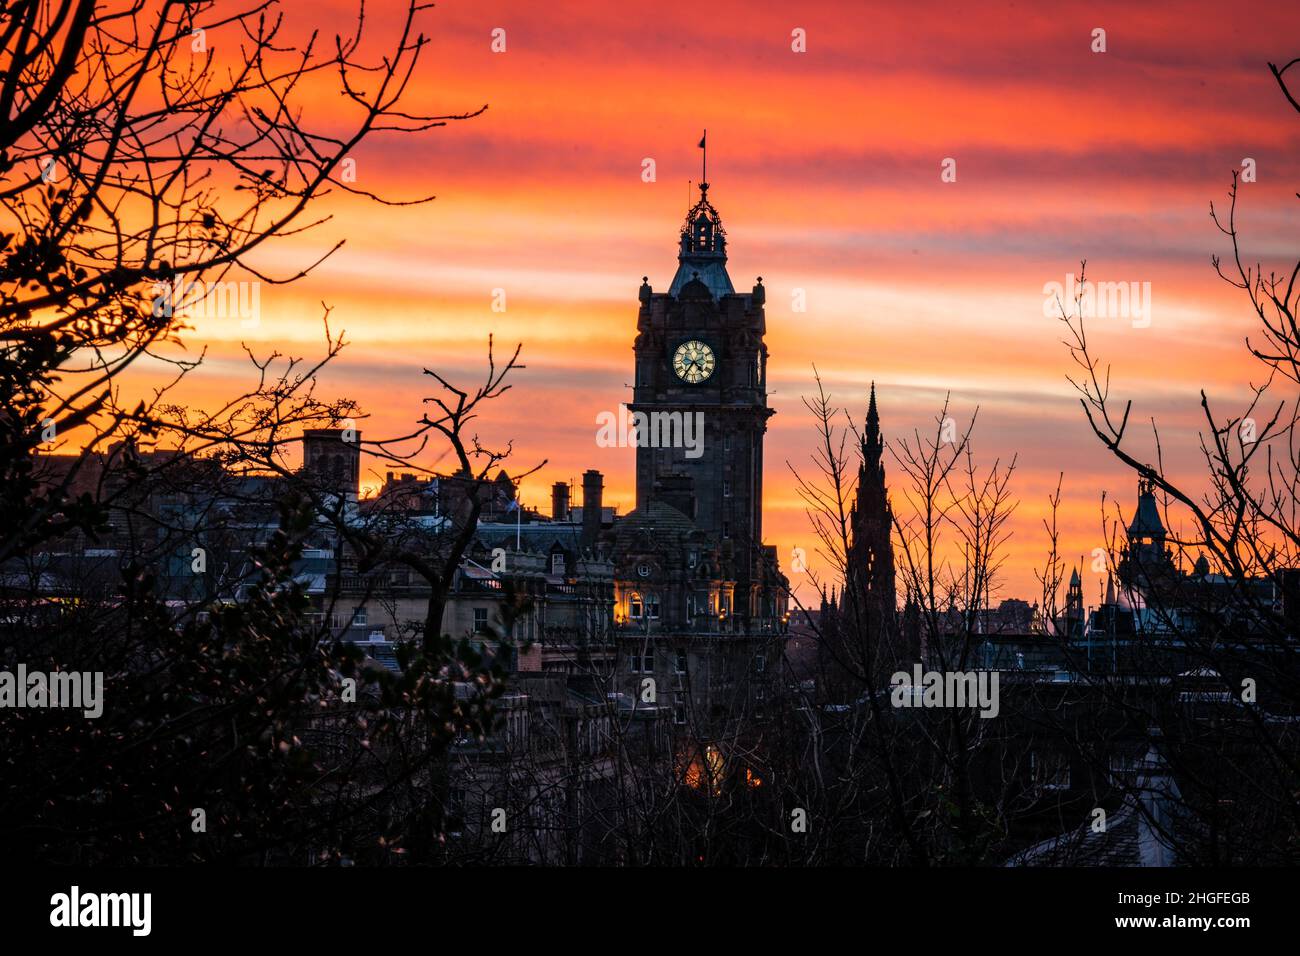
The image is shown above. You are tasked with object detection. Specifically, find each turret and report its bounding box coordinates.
[1065,565,1084,639]
[1119,475,1177,594]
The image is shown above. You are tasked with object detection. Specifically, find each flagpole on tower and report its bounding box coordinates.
[699,129,707,185]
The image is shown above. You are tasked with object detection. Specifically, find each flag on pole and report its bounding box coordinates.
[509,498,521,549]
[698,132,706,149]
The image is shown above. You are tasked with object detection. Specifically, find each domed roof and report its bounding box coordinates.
[677,273,714,300]
[615,500,696,538]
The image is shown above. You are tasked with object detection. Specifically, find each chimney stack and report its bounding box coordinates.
[552,481,570,522]
[582,470,603,547]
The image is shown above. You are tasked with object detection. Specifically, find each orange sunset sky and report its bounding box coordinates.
[132,0,1300,609]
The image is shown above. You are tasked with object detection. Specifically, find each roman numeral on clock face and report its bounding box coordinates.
[673,339,715,383]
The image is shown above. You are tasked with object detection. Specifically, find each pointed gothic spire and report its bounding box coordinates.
[843,379,896,644]
[862,382,884,469]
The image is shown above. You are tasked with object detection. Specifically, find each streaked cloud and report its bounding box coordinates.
[117,0,1300,600]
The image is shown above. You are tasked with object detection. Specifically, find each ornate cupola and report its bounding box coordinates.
[669,183,735,300]
[1127,476,1167,558]
[1119,474,1176,595]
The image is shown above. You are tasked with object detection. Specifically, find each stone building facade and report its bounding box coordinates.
[610,179,789,773]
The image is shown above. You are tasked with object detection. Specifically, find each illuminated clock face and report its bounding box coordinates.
[673,340,716,384]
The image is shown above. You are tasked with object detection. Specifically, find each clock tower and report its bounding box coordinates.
[631,179,773,621]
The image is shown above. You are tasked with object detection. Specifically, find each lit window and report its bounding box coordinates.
[629,594,644,619]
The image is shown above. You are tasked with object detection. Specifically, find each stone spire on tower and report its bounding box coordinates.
[840,382,899,663]
[863,382,884,479]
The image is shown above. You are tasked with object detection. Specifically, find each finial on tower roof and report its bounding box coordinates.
[669,142,734,299]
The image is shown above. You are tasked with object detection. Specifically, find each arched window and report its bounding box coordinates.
[694,215,711,250]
